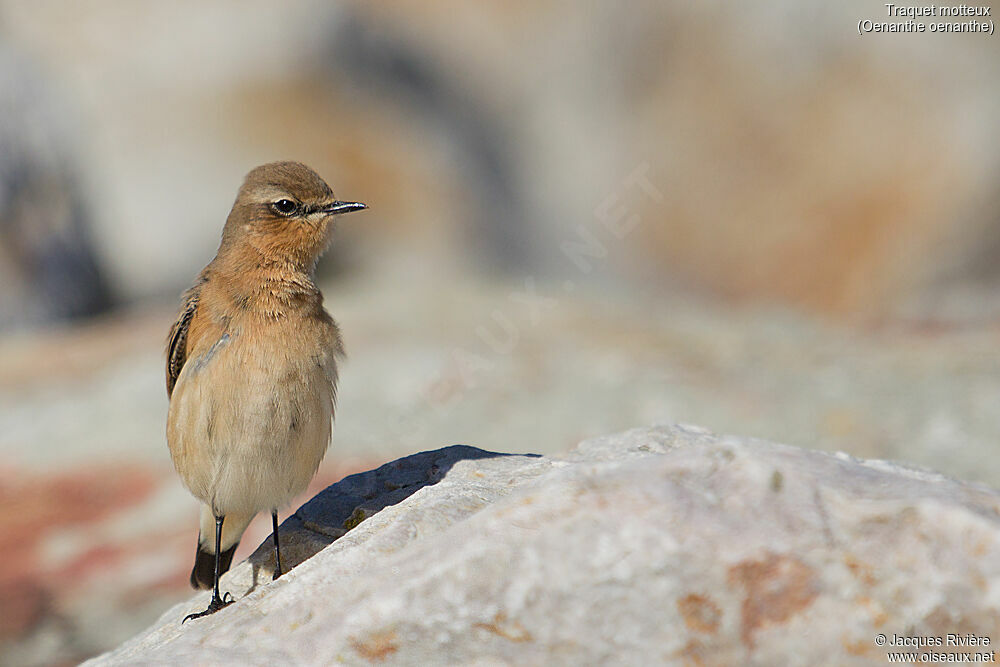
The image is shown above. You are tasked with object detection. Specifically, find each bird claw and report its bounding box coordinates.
[181,593,235,623]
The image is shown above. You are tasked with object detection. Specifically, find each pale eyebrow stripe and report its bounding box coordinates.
[258,184,296,200]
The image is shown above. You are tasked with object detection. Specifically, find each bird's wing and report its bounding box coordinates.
[166,273,208,397]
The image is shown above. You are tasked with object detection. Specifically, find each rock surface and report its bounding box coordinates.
[87,425,1000,666]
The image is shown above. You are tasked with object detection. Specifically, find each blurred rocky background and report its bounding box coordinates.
[0,0,998,664]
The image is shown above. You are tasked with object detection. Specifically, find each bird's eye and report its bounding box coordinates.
[271,199,298,216]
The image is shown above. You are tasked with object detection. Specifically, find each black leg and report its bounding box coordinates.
[272,511,283,580]
[183,515,235,622]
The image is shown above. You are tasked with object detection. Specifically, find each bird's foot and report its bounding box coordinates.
[272,564,283,581]
[182,592,234,623]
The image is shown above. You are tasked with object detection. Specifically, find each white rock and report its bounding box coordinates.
[86,425,1000,666]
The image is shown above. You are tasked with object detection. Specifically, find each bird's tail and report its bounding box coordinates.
[190,506,254,590]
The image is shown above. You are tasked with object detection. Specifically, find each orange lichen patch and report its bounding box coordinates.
[727,553,819,647]
[674,638,708,666]
[351,628,399,662]
[922,606,1000,636]
[677,593,721,634]
[843,553,876,587]
[473,612,534,643]
[855,595,888,628]
[844,634,877,656]
[972,539,989,557]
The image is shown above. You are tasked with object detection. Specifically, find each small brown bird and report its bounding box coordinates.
[165,161,365,620]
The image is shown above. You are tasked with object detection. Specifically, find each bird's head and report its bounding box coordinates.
[221,161,366,270]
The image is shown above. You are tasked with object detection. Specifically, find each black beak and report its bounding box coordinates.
[321,201,368,216]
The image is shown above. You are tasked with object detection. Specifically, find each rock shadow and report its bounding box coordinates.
[245,445,535,589]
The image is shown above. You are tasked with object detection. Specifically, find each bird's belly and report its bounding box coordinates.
[167,336,336,516]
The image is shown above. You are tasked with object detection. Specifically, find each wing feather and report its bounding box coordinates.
[166,274,207,397]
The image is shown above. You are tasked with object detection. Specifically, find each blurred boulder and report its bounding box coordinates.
[88,425,1000,665]
[4,1,998,319]
[336,1,1000,318]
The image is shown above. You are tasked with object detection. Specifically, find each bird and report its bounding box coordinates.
[165,161,366,621]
